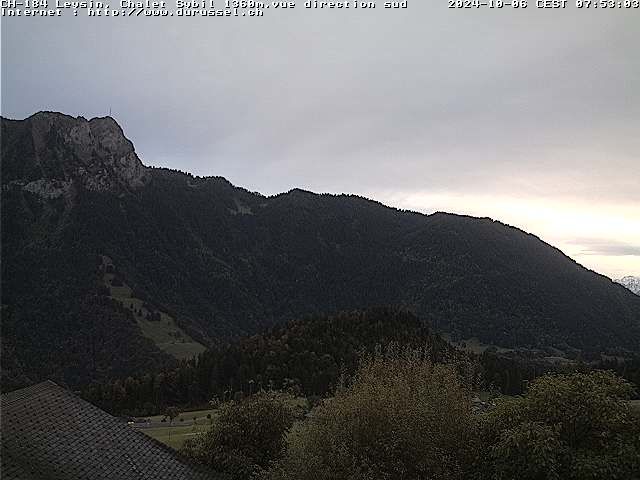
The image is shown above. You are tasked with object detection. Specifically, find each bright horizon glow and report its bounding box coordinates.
[367,190,639,280]
[142,150,640,281]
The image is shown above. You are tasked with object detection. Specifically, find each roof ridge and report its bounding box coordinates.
[1,380,62,405]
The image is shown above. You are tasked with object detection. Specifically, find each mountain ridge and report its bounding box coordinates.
[3,111,639,389]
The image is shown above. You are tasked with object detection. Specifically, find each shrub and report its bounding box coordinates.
[475,371,640,480]
[164,406,180,426]
[267,345,474,480]
[182,392,295,479]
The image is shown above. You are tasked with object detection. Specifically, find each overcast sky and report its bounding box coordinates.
[2,5,638,279]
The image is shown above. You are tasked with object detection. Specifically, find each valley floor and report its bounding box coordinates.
[131,408,218,450]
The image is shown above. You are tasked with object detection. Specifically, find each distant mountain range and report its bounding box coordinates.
[2,112,640,388]
[616,276,640,295]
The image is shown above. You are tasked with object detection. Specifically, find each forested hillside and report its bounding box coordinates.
[83,307,455,415]
[85,306,640,416]
[3,111,640,389]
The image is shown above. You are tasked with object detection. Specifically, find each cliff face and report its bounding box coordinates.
[2,112,147,197]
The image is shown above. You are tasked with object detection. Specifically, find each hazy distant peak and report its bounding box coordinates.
[616,276,640,295]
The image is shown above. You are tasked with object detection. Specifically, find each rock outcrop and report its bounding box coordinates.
[2,111,147,197]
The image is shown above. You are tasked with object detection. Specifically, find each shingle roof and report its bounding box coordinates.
[1,381,220,480]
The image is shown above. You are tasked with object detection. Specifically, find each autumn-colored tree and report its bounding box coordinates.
[182,392,295,479]
[267,345,474,480]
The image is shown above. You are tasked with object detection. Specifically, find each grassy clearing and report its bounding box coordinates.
[146,408,219,424]
[101,256,206,360]
[138,399,310,451]
[137,408,218,449]
[142,424,209,450]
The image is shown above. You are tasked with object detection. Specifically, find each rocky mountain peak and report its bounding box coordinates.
[2,112,148,197]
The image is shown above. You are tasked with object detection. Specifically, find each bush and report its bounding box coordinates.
[489,421,562,480]
[267,345,474,480]
[475,371,640,480]
[182,392,295,479]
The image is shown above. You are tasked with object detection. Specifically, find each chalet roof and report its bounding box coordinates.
[1,381,219,480]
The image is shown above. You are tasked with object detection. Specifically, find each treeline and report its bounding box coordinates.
[182,348,640,480]
[83,307,455,415]
[83,306,640,416]
[481,349,640,397]
[593,355,640,388]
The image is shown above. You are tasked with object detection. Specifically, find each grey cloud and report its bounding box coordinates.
[568,239,640,257]
[2,8,638,199]
[1,6,638,277]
